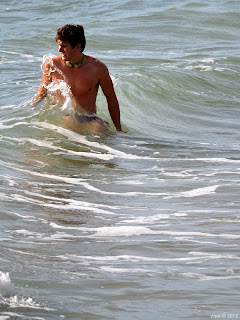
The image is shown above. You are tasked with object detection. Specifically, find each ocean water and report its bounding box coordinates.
[1,0,240,319]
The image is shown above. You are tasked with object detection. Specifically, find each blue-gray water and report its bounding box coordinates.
[1,1,240,319]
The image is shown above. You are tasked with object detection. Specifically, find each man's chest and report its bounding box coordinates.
[52,67,99,95]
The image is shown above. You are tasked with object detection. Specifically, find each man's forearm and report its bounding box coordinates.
[107,97,122,131]
[31,86,47,107]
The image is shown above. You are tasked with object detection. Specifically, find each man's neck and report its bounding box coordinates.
[67,53,84,64]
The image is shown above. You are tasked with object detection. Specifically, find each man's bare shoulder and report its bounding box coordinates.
[42,56,60,68]
[53,55,61,60]
[51,56,62,66]
[42,58,53,74]
[85,55,108,74]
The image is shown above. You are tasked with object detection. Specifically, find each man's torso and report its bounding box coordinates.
[50,55,103,114]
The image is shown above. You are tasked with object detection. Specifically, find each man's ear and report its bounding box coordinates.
[76,43,82,52]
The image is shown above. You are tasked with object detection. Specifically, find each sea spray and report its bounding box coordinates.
[40,54,75,115]
[0,271,14,299]
[0,271,49,310]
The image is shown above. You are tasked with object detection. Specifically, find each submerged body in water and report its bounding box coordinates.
[32,24,123,132]
[35,73,110,135]
[63,111,109,134]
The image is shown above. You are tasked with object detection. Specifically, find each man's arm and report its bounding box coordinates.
[99,65,123,131]
[31,60,52,107]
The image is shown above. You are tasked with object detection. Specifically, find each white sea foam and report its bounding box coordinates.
[2,211,33,219]
[40,200,115,215]
[46,79,73,114]
[24,190,120,210]
[164,185,219,199]
[56,252,238,264]
[189,251,239,260]
[100,266,156,274]
[121,213,174,224]
[163,170,195,178]
[13,229,38,237]
[0,114,34,124]
[189,158,240,163]
[92,228,240,240]
[165,231,240,239]
[0,121,30,129]
[184,59,215,72]
[2,135,114,161]
[94,226,154,237]
[173,212,188,217]
[2,296,42,309]
[33,121,151,160]
[61,254,161,262]
[4,165,165,198]
[180,272,240,281]
[122,212,188,224]
[201,59,215,64]
[185,65,213,71]
[50,222,89,231]
[0,50,35,59]
[49,225,154,237]
[0,272,47,310]
[10,191,115,215]
[1,175,17,187]
[26,137,115,160]
[0,272,14,297]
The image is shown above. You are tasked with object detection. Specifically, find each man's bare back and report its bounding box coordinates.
[33,24,122,131]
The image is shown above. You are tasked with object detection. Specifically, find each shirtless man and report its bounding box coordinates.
[33,24,123,132]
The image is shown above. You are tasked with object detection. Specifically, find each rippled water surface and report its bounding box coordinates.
[1,0,240,319]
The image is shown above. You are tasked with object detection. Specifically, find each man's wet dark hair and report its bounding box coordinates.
[56,24,86,52]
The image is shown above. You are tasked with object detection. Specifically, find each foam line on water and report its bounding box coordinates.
[0,271,53,311]
[56,252,239,263]
[1,114,35,124]
[23,190,118,215]
[0,104,19,110]
[0,271,14,297]
[2,136,114,161]
[0,50,35,58]
[189,251,239,259]
[48,224,240,240]
[0,121,30,129]
[164,185,219,199]
[49,223,240,242]
[99,266,156,274]
[180,272,240,281]
[8,192,115,216]
[0,160,165,198]
[89,227,240,239]
[187,158,240,164]
[121,212,187,224]
[33,121,153,160]
[24,190,121,210]
[26,137,114,160]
